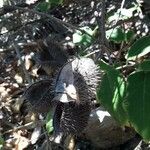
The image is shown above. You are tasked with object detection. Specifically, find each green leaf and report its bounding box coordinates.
[119,7,137,19]
[99,61,116,72]
[125,30,135,42]
[108,7,136,23]
[138,60,150,71]
[46,111,53,133]
[81,34,92,46]
[36,2,50,12]
[97,63,128,125]
[106,27,125,43]
[126,35,150,60]
[36,0,63,11]
[124,71,150,140]
[73,27,93,47]
[80,26,93,35]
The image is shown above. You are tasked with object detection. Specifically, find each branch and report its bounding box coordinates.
[0,41,38,53]
[96,0,106,46]
[0,3,28,16]
[115,0,126,24]
[95,0,112,63]
[106,16,139,30]
[3,120,45,134]
[0,18,44,36]
[0,0,44,16]
[0,4,93,36]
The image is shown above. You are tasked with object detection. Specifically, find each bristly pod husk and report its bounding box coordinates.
[71,58,101,99]
[23,80,54,114]
[60,72,92,134]
[23,57,101,135]
[53,57,100,135]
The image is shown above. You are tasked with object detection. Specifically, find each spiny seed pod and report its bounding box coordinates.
[53,72,92,134]
[53,57,100,135]
[72,58,101,98]
[23,80,54,114]
[23,57,101,135]
[60,73,92,134]
[36,37,68,75]
[53,58,100,103]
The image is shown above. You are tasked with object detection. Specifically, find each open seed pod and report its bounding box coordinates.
[60,73,92,134]
[53,58,100,103]
[23,57,100,135]
[23,80,54,114]
[53,57,100,135]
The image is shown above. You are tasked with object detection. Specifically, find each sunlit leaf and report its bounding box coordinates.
[0,0,4,8]
[46,111,54,133]
[124,71,150,140]
[106,27,125,43]
[97,62,128,125]
[108,7,136,23]
[126,35,150,60]
[80,26,93,35]
[81,34,92,46]
[119,8,135,19]
[73,27,93,46]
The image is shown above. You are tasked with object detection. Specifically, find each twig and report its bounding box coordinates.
[0,41,38,53]
[116,63,135,70]
[106,16,139,30]
[42,126,52,150]
[13,43,32,85]
[3,122,34,134]
[0,18,44,36]
[0,1,44,16]
[0,5,92,36]
[3,120,45,134]
[115,0,126,24]
[95,0,112,63]
[84,49,100,57]
[99,0,106,46]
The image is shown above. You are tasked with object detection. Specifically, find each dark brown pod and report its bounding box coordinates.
[36,37,68,76]
[72,58,101,99]
[23,80,54,114]
[60,72,92,134]
[60,102,91,134]
[52,58,99,135]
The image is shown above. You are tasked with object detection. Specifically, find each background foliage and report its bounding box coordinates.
[0,0,150,149]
